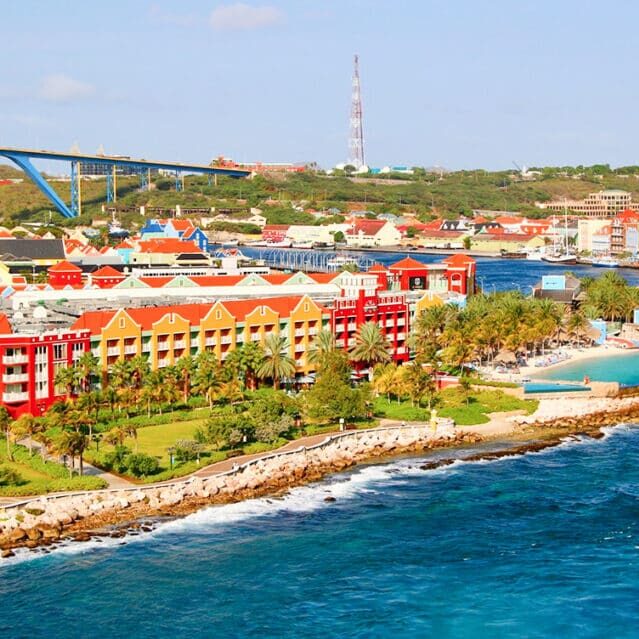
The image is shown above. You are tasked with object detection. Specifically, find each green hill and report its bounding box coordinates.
[1,165,639,228]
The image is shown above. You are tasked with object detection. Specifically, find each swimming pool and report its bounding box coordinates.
[524,382,591,394]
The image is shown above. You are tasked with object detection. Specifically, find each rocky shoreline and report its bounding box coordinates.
[2,403,639,560]
[0,423,479,558]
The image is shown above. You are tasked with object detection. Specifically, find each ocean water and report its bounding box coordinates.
[539,351,639,386]
[238,247,639,292]
[2,427,639,638]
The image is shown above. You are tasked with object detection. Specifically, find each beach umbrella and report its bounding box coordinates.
[495,349,516,364]
[584,326,601,342]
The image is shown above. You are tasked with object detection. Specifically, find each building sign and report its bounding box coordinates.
[541,275,566,291]
[409,276,426,290]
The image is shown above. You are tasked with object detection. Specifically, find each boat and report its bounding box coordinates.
[108,213,129,238]
[327,255,359,271]
[500,249,526,259]
[592,256,619,268]
[540,200,576,265]
[525,248,546,261]
[541,253,577,265]
[291,240,314,249]
[264,239,292,248]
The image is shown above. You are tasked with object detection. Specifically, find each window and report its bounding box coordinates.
[53,344,67,360]
[215,309,222,320]
[119,317,125,329]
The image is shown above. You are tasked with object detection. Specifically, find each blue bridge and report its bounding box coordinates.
[0,146,251,218]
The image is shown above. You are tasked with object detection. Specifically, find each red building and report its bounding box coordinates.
[90,265,126,289]
[262,225,290,243]
[328,274,410,372]
[388,255,476,296]
[0,325,91,417]
[442,254,476,295]
[47,261,83,288]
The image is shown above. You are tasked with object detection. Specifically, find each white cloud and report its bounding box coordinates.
[39,74,96,103]
[210,3,283,31]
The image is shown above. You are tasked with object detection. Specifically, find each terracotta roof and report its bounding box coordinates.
[443,254,476,266]
[91,265,125,279]
[494,216,524,225]
[189,275,244,287]
[263,225,290,231]
[390,257,428,270]
[306,273,340,284]
[71,310,117,334]
[347,219,387,236]
[0,312,12,334]
[137,239,201,254]
[169,219,196,232]
[616,209,639,223]
[48,260,82,273]
[115,240,134,250]
[368,263,389,272]
[138,276,175,288]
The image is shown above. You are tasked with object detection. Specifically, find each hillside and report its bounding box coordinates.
[1,165,639,228]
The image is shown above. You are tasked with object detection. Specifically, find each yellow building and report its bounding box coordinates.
[71,295,329,377]
[469,234,545,253]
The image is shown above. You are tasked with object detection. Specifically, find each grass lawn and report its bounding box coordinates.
[373,396,430,422]
[438,388,538,425]
[0,445,107,496]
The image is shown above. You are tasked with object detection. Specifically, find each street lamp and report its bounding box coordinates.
[167,447,176,470]
[339,417,345,432]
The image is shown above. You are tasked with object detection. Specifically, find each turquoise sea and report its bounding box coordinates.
[2,427,639,638]
[538,351,639,386]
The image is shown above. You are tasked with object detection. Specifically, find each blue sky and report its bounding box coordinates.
[1,0,638,171]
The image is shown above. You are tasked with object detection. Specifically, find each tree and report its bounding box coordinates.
[401,364,437,408]
[459,377,472,407]
[463,236,472,250]
[308,329,337,367]
[125,453,159,477]
[175,355,197,403]
[75,352,100,393]
[12,413,44,456]
[225,343,265,390]
[54,366,76,397]
[104,426,127,448]
[0,407,12,461]
[58,430,89,476]
[193,355,223,409]
[257,334,296,389]
[350,321,391,379]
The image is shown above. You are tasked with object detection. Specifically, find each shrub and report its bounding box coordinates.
[125,453,159,477]
[102,446,132,473]
[0,466,22,486]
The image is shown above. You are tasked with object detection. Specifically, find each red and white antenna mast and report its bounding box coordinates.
[348,54,365,168]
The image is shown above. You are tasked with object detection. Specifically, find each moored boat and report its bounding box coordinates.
[592,256,619,268]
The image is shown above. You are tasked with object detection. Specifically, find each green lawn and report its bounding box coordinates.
[372,388,537,426]
[0,445,107,496]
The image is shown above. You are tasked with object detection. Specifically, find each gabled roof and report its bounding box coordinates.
[115,240,134,250]
[48,260,82,273]
[168,219,196,232]
[0,312,12,334]
[0,239,66,260]
[615,209,639,223]
[347,219,387,236]
[443,254,476,266]
[368,263,389,272]
[390,257,427,270]
[91,265,125,279]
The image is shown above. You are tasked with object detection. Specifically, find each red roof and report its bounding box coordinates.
[169,219,195,232]
[91,266,125,279]
[390,257,427,270]
[263,224,290,231]
[494,216,524,225]
[48,260,82,273]
[368,263,389,272]
[71,296,327,334]
[347,219,386,236]
[443,254,476,266]
[306,273,340,283]
[137,239,201,254]
[0,312,12,334]
[616,209,639,223]
[115,240,134,250]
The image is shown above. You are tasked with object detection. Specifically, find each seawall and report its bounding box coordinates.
[0,422,475,555]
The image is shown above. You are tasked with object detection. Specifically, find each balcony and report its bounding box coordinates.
[205,337,217,347]
[294,328,306,337]
[295,343,305,352]
[124,345,137,355]
[335,339,345,347]
[174,340,186,349]
[3,391,28,403]
[91,348,100,358]
[3,354,27,365]
[347,323,357,331]
[347,338,356,347]
[396,333,406,340]
[142,343,151,353]
[106,347,120,356]
[308,327,319,336]
[157,358,170,368]
[295,359,305,367]
[3,373,28,383]
[250,334,261,342]
[396,346,406,354]
[396,318,406,326]
[35,354,48,364]
[221,335,233,344]
[156,342,170,351]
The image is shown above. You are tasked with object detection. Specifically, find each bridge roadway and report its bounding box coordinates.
[0,146,250,218]
[0,146,251,178]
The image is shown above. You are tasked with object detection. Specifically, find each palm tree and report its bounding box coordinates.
[128,355,150,392]
[54,365,76,397]
[175,355,197,403]
[104,426,127,448]
[372,363,397,404]
[12,413,44,456]
[75,352,100,393]
[58,430,89,476]
[123,423,139,453]
[257,333,296,390]
[350,321,391,379]
[109,359,132,391]
[0,406,12,461]
[308,329,337,367]
[225,343,265,390]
